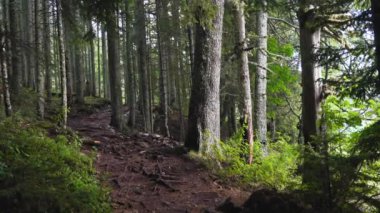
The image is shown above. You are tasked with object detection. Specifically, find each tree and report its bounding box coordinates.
[105,6,123,130]
[234,0,254,164]
[186,0,225,153]
[56,0,68,128]
[9,0,22,96]
[155,0,170,137]
[1,22,12,116]
[123,0,136,128]
[298,2,322,147]
[35,0,45,118]
[74,7,85,105]
[254,0,268,153]
[136,0,152,133]
[43,0,52,103]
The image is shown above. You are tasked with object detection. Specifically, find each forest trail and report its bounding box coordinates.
[68,108,249,213]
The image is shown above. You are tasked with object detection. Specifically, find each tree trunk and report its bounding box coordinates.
[371,0,380,89]
[89,22,96,97]
[43,0,52,103]
[97,23,101,97]
[235,1,254,164]
[1,28,13,117]
[9,0,22,96]
[185,0,225,154]
[75,8,84,104]
[171,0,186,141]
[156,0,170,137]
[254,0,268,154]
[56,0,67,129]
[36,0,45,118]
[62,0,73,105]
[298,5,324,207]
[136,0,152,133]
[185,0,194,73]
[106,9,123,130]
[298,7,322,147]
[124,0,136,128]
[101,26,109,99]
[24,0,35,88]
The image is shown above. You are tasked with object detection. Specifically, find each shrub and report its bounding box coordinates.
[191,128,302,191]
[0,118,111,212]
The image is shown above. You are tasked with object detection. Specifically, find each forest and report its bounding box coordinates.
[0,0,379,212]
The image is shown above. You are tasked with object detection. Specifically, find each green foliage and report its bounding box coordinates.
[0,118,111,212]
[301,98,380,212]
[191,128,302,191]
[12,88,39,118]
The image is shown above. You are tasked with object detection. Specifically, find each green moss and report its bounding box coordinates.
[0,118,111,212]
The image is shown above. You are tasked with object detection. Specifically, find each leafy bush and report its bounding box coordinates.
[0,118,111,212]
[300,97,380,212]
[191,128,302,191]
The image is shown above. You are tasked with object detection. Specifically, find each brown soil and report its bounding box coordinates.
[68,108,249,213]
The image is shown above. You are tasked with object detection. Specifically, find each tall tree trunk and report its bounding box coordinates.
[9,0,21,96]
[171,0,186,141]
[97,23,101,97]
[136,0,152,133]
[156,0,170,137]
[101,26,109,99]
[185,0,194,73]
[185,0,225,154]
[123,0,136,128]
[43,0,52,103]
[298,5,324,208]
[254,0,268,154]
[298,6,322,147]
[106,9,123,130]
[56,0,67,129]
[1,27,13,117]
[24,0,35,88]
[236,1,254,164]
[74,8,84,104]
[89,22,96,97]
[35,0,45,118]
[371,0,380,89]
[62,0,73,105]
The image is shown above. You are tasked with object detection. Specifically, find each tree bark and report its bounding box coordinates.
[235,1,254,163]
[56,0,67,129]
[156,0,170,137]
[171,0,186,141]
[186,0,225,154]
[1,28,13,117]
[43,0,52,103]
[106,9,123,130]
[136,0,152,133]
[89,22,96,97]
[9,0,22,96]
[298,6,322,147]
[74,8,84,104]
[97,23,101,97]
[101,26,109,99]
[254,0,268,154]
[62,0,73,105]
[35,0,45,118]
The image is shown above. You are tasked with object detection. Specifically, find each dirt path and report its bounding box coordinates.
[68,108,249,213]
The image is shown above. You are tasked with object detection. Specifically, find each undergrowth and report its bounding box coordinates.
[190,128,302,191]
[0,117,111,212]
